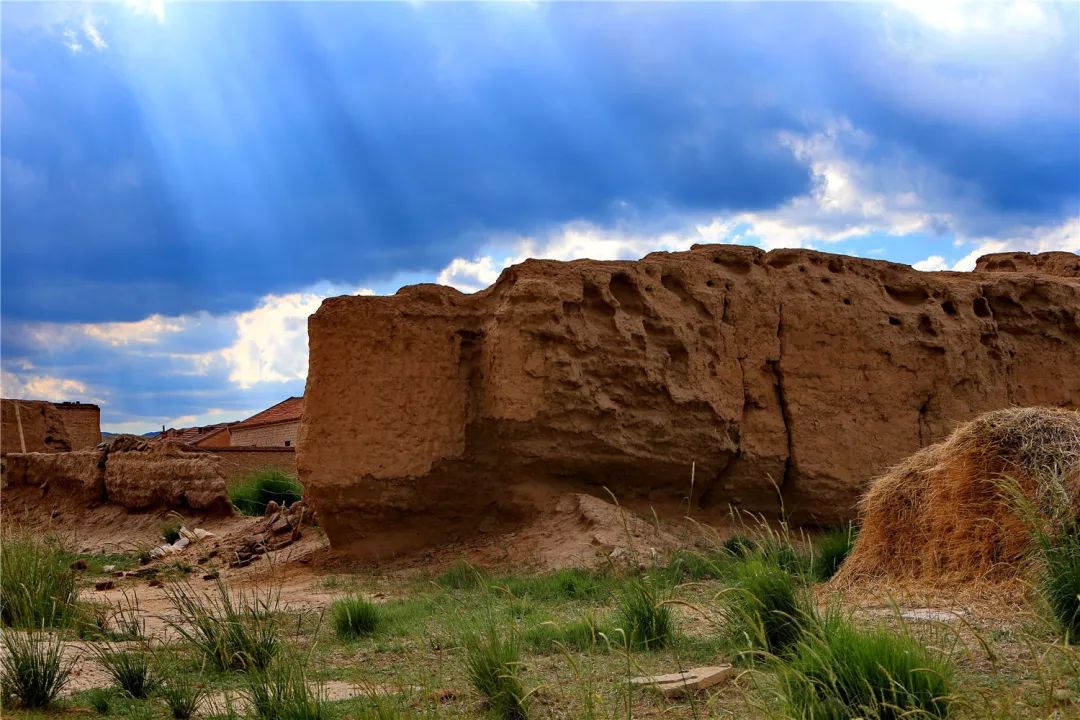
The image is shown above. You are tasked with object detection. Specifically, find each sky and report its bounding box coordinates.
[1,1,1078,434]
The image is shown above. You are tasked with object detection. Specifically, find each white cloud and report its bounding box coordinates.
[82,16,107,51]
[124,0,166,23]
[62,28,83,53]
[1,369,96,403]
[913,255,949,272]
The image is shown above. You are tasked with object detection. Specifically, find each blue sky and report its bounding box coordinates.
[2,1,1078,433]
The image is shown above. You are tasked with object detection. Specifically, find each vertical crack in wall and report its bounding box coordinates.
[768,302,795,492]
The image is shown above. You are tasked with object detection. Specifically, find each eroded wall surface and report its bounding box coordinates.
[298,246,1080,556]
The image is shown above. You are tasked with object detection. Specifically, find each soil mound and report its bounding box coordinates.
[299,245,1079,557]
[836,407,1080,584]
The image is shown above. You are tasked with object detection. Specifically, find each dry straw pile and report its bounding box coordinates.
[837,407,1080,584]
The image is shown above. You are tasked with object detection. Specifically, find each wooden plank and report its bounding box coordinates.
[629,665,735,698]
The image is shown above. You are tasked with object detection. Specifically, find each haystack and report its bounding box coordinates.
[835,407,1080,584]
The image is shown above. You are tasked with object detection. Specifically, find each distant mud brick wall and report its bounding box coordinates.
[206,447,297,485]
[1,399,72,453]
[105,448,231,513]
[230,421,300,448]
[53,402,102,450]
[298,246,1080,556]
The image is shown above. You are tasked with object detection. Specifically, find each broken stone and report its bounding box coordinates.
[172,536,190,550]
[629,665,735,698]
[203,571,220,581]
[70,559,87,571]
[94,580,115,591]
[264,500,280,516]
[193,528,215,540]
[148,579,162,588]
[102,564,116,573]
[112,571,125,578]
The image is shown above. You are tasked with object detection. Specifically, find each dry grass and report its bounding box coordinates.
[838,407,1080,584]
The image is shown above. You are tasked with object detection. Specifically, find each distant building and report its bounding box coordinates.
[156,422,234,448]
[229,396,304,447]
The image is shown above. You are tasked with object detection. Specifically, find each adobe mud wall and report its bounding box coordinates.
[53,403,101,450]
[298,246,1080,557]
[230,421,300,448]
[1,399,72,453]
[206,447,297,485]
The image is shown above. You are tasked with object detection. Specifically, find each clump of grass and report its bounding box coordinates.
[229,468,303,516]
[616,579,674,650]
[0,629,74,709]
[93,645,159,699]
[651,548,730,584]
[158,672,207,719]
[1036,521,1080,643]
[463,622,529,720]
[719,556,808,658]
[0,532,80,629]
[779,613,953,719]
[243,654,325,720]
[523,614,611,653]
[811,524,858,581]
[164,579,279,671]
[723,534,758,558]
[331,596,379,639]
[160,522,182,545]
[87,687,113,714]
[500,568,615,602]
[435,560,487,590]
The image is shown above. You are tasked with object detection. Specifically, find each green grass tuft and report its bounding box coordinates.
[0,532,80,629]
[331,596,380,640]
[434,560,488,590]
[779,613,953,719]
[157,669,206,719]
[615,578,674,651]
[463,621,529,720]
[161,522,182,545]
[229,468,304,517]
[720,556,809,658]
[522,614,612,653]
[811,524,858,582]
[243,654,326,720]
[93,646,159,699]
[499,568,616,602]
[0,629,74,709]
[1037,522,1080,643]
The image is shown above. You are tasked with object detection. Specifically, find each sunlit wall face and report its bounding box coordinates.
[1,1,1077,432]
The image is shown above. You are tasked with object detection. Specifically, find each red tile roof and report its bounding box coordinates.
[156,422,233,445]
[232,396,304,430]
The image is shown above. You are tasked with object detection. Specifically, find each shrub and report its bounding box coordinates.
[331,596,379,639]
[0,630,73,709]
[243,654,325,720]
[811,524,858,582]
[463,622,529,720]
[435,560,487,590]
[93,646,159,699]
[1037,522,1080,643]
[720,557,808,658]
[779,613,953,719]
[161,523,182,545]
[0,532,80,629]
[230,468,303,516]
[616,579,674,651]
[164,579,279,671]
[158,673,206,720]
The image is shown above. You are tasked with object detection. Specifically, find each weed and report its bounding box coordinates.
[1037,521,1080,642]
[0,629,74,709]
[811,524,858,581]
[435,560,487,590]
[331,596,380,639]
[87,688,113,714]
[161,522,182,545]
[523,614,612,653]
[651,548,730,584]
[616,578,674,650]
[779,612,953,719]
[230,468,304,516]
[499,568,615,602]
[463,621,529,719]
[719,556,808,658]
[243,653,326,720]
[0,531,80,629]
[158,672,206,719]
[724,534,758,558]
[93,645,159,699]
[164,579,279,671]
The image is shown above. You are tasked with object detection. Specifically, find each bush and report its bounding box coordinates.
[0,630,73,709]
[331,596,379,639]
[0,532,80,629]
[811,524,858,582]
[779,614,953,719]
[720,557,808,658]
[230,468,303,517]
[1037,522,1080,643]
[244,655,325,720]
[463,623,529,720]
[164,579,279,671]
[434,561,487,590]
[616,579,674,651]
[94,646,158,699]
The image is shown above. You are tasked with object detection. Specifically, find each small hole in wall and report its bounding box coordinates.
[843,298,852,306]
[284,440,291,447]
[941,300,958,316]
[889,316,902,326]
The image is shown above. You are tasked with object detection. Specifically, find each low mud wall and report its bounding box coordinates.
[205,447,296,486]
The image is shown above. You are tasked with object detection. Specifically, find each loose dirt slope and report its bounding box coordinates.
[299,246,1080,557]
